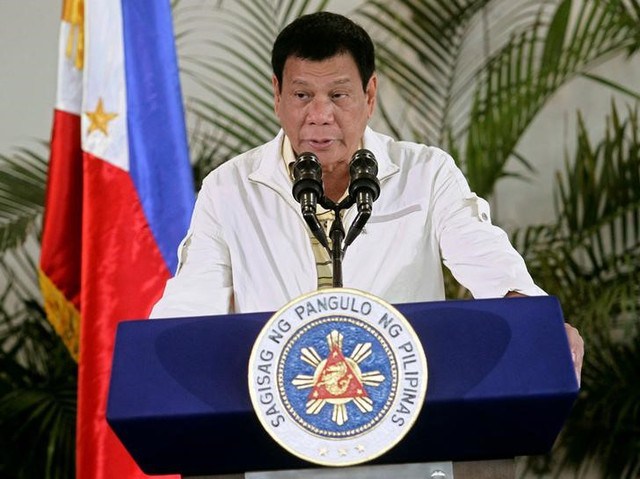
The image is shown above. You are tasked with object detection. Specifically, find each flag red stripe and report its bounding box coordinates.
[76,151,173,478]
[40,109,83,309]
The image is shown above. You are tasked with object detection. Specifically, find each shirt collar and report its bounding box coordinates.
[281,135,296,181]
[281,135,356,207]
[280,135,367,182]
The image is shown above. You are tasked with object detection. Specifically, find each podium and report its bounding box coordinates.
[107,296,579,477]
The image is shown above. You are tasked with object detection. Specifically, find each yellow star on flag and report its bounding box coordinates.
[86,98,118,135]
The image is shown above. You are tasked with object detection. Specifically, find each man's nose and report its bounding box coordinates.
[307,98,334,124]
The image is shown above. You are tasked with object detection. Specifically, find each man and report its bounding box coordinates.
[151,11,583,380]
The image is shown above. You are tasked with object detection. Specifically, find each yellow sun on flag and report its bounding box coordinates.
[85,98,118,136]
[62,0,85,70]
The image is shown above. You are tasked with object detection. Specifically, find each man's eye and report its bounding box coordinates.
[295,92,309,100]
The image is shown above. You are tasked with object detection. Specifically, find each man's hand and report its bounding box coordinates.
[564,322,584,386]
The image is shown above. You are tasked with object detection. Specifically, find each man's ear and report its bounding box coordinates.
[272,75,281,116]
[366,73,378,118]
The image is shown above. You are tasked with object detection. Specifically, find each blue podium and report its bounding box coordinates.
[107,296,578,476]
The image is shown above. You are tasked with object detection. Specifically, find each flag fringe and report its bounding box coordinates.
[39,269,80,361]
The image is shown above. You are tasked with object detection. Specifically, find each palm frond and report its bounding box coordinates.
[0,146,47,253]
[514,102,640,477]
[357,0,640,197]
[0,297,76,479]
[463,0,640,197]
[581,72,640,101]
[516,103,639,307]
[356,0,494,143]
[559,332,640,479]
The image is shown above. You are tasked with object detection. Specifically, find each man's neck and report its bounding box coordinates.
[281,135,355,203]
[321,164,350,203]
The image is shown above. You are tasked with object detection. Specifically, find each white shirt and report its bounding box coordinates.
[150,127,544,318]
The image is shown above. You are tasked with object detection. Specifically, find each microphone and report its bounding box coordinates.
[344,149,380,248]
[292,152,329,249]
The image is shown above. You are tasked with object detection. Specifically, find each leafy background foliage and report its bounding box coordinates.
[514,104,640,478]
[0,0,638,477]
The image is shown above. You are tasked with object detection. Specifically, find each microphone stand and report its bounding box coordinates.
[319,196,355,288]
[293,149,379,289]
[329,210,345,288]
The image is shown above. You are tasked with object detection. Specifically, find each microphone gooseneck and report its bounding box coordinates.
[344,149,380,248]
[291,149,380,287]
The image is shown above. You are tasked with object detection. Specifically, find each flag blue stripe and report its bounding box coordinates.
[120,0,194,274]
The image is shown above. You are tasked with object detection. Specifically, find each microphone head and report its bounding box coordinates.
[349,149,380,202]
[292,152,324,203]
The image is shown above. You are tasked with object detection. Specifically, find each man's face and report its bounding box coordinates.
[272,53,377,173]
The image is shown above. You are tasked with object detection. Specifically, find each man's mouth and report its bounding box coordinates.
[306,139,334,149]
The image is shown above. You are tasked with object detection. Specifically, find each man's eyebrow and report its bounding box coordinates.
[290,77,353,86]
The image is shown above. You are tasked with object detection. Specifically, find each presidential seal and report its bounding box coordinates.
[248,288,428,467]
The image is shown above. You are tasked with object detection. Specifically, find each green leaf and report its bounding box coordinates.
[0,146,47,253]
[514,102,640,476]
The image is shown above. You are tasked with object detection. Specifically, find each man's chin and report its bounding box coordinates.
[317,157,350,174]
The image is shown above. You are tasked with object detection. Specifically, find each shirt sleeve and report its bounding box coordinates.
[432,153,546,298]
[149,177,234,318]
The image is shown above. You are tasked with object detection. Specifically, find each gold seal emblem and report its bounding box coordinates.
[248,289,428,466]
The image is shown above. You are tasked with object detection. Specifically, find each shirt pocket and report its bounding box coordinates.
[366,203,423,224]
[355,203,426,246]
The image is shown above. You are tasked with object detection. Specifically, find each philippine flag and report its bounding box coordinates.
[39,1,193,478]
